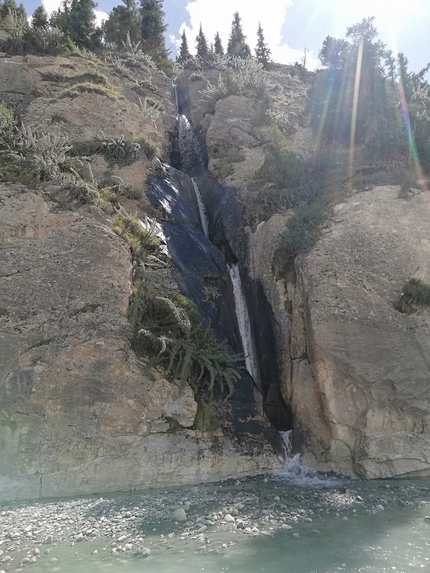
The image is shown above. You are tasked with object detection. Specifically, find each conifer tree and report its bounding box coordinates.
[178,29,190,61]
[227,12,250,59]
[49,0,70,35]
[0,0,26,21]
[50,0,98,48]
[140,0,167,60]
[255,22,271,69]
[195,23,208,59]
[103,0,141,47]
[214,31,223,55]
[31,5,48,28]
[68,0,97,47]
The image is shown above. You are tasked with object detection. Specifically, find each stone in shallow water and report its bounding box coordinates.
[224,514,235,523]
[172,508,187,522]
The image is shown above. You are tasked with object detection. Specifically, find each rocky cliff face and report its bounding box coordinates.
[248,185,430,478]
[0,55,280,501]
[2,52,430,499]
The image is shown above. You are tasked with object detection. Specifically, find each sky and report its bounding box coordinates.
[20,0,430,74]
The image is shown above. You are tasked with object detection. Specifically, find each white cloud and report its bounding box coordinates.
[42,0,61,15]
[95,10,108,27]
[176,0,316,67]
[41,0,108,28]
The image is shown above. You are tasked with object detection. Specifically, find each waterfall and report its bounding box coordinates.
[228,263,259,384]
[178,114,203,174]
[277,430,337,487]
[191,178,209,238]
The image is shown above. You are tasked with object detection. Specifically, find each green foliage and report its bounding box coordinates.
[195,23,209,60]
[255,144,319,208]
[0,0,26,21]
[395,278,430,314]
[0,103,14,125]
[113,213,160,256]
[50,0,100,49]
[0,8,28,53]
[105,35,158,75]
[227,11,250,59]
[139,0,168,61]
[255,22,271,69]
[214,31,223,56]
[97,132,141,166]
[138,96,164,120]
[311,17,430,170]
[211,146,245,181]
[0,120,74,183]
[0,118,104,205]
[178,29,190,61]
[60,80,123,100]
[28,25,67,55]
[129,285,241,401]
[103,0,141,47]
[31,5,48,28]
[203,57,271,105]
[273,203,325,275]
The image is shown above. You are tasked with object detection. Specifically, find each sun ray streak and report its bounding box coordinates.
[349,42,363,182]
[315,66,338,151]
[398,75,427,191]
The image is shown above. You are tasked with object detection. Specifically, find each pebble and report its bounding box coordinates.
[0,474,427,566]
[172,508,187,522]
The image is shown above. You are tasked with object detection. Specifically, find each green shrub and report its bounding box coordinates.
[28,25,67,55]
[0,120,74,183]
[113,213,160,256]
[395,278,430,314]
[129,285,241,401]
[0,103,14,125]
[98,133,140,166]
[273,203,326,275]
[203,57,272,105]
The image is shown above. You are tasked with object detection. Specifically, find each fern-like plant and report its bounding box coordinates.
[0,120,73,182]
[129,285,241,401]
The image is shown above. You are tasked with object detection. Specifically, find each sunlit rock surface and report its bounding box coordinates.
[285,186,430,477]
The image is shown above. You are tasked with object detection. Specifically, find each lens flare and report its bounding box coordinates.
[349,41,363,182]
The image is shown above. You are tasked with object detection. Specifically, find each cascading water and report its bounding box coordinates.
[228,263,260,386]
[191,178,209,238]
[178,114,204,174]
[278,430,337,487]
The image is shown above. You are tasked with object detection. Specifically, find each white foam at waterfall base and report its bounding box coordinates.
[276,430,338,488]
[191,178,209,238]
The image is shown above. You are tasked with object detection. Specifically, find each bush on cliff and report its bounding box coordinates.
[129,283,241,402]
[396,278,430,314]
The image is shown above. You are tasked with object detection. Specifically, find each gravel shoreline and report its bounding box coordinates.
[1,473,430,571]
